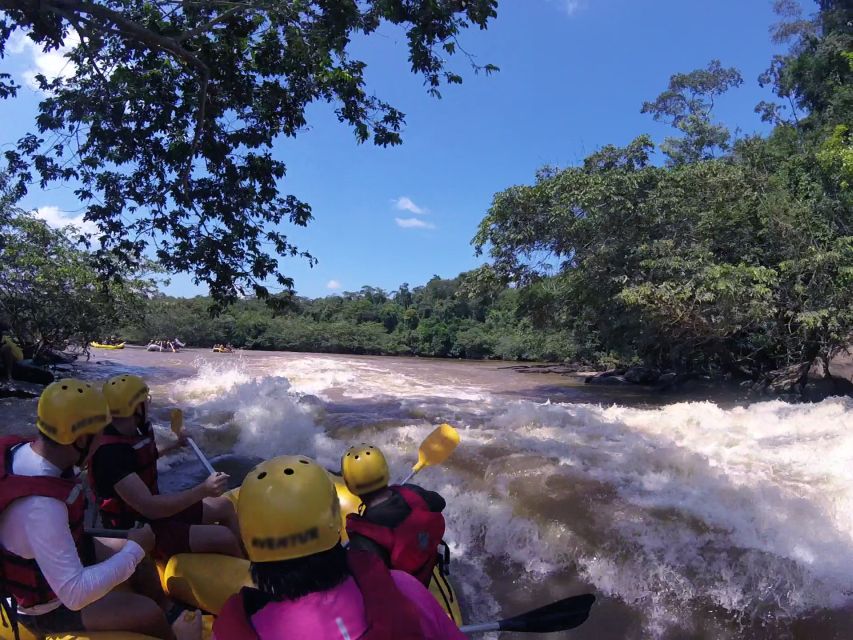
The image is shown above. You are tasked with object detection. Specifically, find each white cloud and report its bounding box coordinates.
[548,0,586,16]
[395,217,436,230]
[394,196,428,215]
[326,279,342,290]
[34,206,98,236]
[8,31,79,91]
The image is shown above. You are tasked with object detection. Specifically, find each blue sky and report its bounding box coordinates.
[0,0,812,298]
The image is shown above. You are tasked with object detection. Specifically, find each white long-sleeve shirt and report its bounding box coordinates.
[0,442,144,615]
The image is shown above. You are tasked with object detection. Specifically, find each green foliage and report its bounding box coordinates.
[0,187,156,352]
[641,60,743,165]
[121,272,583,362]
[474,0,852,377]
[0,0,498,306]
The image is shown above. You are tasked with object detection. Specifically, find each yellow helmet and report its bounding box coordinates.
[37,379,111,445]
[341,444,389,496]
[238,455,342,563]
[102,374,149,418]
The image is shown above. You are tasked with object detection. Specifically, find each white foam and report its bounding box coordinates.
[153,354,853,637]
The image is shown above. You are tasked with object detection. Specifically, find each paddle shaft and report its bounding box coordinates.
[459,622,500,633]
[398,469,417,485]
[187,436,216,475]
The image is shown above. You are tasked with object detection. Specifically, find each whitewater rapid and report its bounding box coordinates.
[127,352,853,639]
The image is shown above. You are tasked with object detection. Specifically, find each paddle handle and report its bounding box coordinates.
[187,437,216,475]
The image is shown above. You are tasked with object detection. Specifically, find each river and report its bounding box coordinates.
[2,346,852,639]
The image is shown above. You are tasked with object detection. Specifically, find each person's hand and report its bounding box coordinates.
[175,431,189,447]
[127,524,155,554]
[202,472,229,497]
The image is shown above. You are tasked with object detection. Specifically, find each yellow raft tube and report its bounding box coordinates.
[89,343,126,350]
[0,476,462,640]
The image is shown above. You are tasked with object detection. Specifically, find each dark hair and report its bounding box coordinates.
[250,542,349,601]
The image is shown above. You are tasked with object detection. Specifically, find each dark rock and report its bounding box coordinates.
[653,372,680,391]
[763,363,809,396]
[598,368,627,378]
[827,346,853,392]
[624,366,660,385]
[799,347,853,401]
[586,374,630,385]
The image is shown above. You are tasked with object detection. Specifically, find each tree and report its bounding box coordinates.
[641,60,742,165]
[473,0,851,377]
[0,201,155,352]
[0,0,498,305]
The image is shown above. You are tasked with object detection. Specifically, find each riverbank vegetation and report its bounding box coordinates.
[119,278,580,361]
[473,0,851,379]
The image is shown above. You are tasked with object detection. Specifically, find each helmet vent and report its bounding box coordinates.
[298,459,309,464]
[77,388,84,393]
[61,385,68,390]
[354,455,359,460]
[284,468,294,476]
[257,472,267,480]
[365,451,371,455]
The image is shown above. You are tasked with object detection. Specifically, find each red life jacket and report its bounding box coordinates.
[87,426,159,529]
[0,436,86,609]
[213,550,427,640]
[346,486,445,586]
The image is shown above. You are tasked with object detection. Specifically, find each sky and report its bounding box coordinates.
[0,0,813,299]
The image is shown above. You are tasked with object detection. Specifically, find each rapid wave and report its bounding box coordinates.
[151,354,853,638]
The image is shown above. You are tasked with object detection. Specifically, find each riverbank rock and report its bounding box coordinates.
[827,346,853,390]
[586,366,662,386]
[585,369,630,385]
[624,366,660,385]
[801,346,853,401]
[757,347,853,401]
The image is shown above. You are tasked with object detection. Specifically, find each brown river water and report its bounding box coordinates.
[2,346,853,639]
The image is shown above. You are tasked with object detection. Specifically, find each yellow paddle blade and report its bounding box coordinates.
[413,423,460,473]
[170,408,184,435]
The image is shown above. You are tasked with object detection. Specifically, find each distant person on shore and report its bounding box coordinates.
[343,444,448,586]
[1,321,23,382]
[1,321,54,386]
[0,380,174,639]
[88,374,243,560]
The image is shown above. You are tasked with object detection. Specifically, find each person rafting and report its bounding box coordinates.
[88,374,243,560]
[212,455,465,640]
[342,444,448,586]
[0,379,175,639]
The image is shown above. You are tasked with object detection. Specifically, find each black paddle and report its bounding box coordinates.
[459,594,595,634]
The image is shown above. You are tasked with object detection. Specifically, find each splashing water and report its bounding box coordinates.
[132,351,853,639]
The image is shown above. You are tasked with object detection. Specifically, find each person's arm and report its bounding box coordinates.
[115,471,226,520]
[27,497,145,611]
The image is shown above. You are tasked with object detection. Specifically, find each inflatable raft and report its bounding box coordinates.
[0,477,461,640]
[90,342,125,350]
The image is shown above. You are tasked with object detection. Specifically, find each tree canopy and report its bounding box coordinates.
[0,173,156,352]
[474,0,851,377]
[0,0,498,305]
